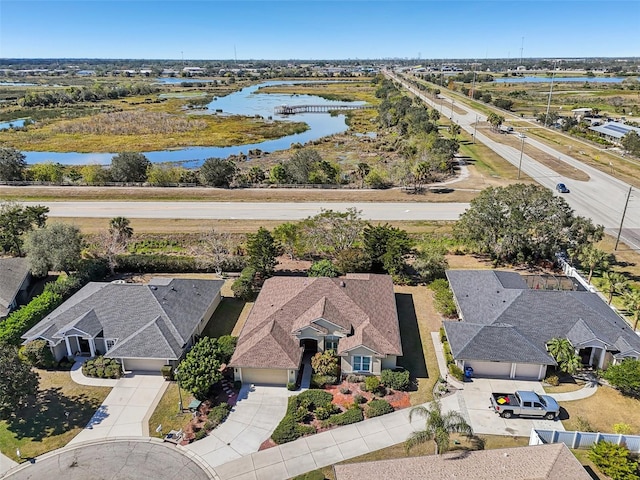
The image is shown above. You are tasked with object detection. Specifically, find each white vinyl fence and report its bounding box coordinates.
[530,429,640,453]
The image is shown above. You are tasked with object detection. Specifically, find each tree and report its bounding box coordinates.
[197,229,232,275]
[0,147,26,181]
[95,217,133,275]
[622,131,640,157]
[405,400,473,455]
[109,152,151,183]
[355,162,371,188]
[576,245,610,283]
[308,259,340,277]
[246,227,278,277]
[589,441,640,480]
[24,223,83,276]
[20,339,56,368]
[0,201,49,256]
[454,184,601,265]
[311,350,339,376]
[80,164,111,184]
[602,359,640,397]
[487,112,504,132]
[302,208,365,257]
[286,149,322,184]
[273,222,301,260]
[493,98,514,111]
[246,165,265,184]
[413,248,449,283]
[109,217,133,244]
[231,267,257,300]
[0,343,39,419]
[601,271,628,305]
[269,163,290,184]
[448,123,461,139]
[546,338,581,374]
[363,223,413,275]
[177,337,223,400]
[200,157,237,187]
[146,164,181,186]
[28,161,65,183]
[622,289,640,331]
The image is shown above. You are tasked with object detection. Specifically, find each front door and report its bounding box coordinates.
[78,337,91,355]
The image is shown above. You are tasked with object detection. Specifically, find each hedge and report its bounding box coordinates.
[365,399,394,418]
[324,406,364,426]
[82,356,122,379]
[381,369,411,391]
[116,254,246,274]
[271,415,316,444]
[0,290,62,345]
[429,279,457,317]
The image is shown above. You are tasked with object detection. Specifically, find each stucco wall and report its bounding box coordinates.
[341,346,381,375]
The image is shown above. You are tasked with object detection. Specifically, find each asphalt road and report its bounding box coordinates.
[26,201,470,221]
[387,71,640,249]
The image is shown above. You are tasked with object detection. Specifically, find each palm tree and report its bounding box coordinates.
[622,289,640,331]
[109,216,133,244]
[448,123,461,139]
[406,400,473,455]
[547,337,581,374]
[601,271,628,305]
[576,245,610,284]
[355,162,371,189]
[487,112,504,132]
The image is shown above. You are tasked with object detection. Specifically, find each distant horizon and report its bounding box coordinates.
[1,1,639,59]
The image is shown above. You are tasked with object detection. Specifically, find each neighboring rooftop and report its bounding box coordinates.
[0,257,30,318]
[589,121,640,139]
[230,274,401,369]
[333,443,591,480]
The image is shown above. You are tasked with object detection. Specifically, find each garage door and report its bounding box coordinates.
[241,368,288,386]
[466,361,512,378]
[122,358,166,373]
[513,363,544,380]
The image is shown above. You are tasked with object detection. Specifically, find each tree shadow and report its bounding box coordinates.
[7,386,104,441]
[395,293,428,379]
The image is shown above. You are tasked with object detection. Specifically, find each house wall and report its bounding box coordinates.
[50,342,67,361]
[341,346,381,375]
[234,367,293,386]
[94,338,108,356]
[381,355,397,370]
[195,291,222,337]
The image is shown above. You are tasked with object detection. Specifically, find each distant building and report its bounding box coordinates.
[589,121,640,144]
[571,107,593,118]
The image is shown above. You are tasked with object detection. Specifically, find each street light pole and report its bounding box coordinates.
[544,60,557,127]
[473,114,478,144]
[615,186,633,251]
[175,368,184,413]
[518,135,526,179]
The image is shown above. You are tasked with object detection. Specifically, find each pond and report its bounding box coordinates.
[0,118,29,130]
[493,76,629,84]
[21,81,366,166]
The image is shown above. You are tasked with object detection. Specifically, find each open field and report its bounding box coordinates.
[256,81,379,103]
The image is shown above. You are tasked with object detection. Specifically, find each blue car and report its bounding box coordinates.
[556,183,570,193]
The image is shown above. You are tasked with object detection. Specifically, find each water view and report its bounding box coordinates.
[0,118,29,130]
[22,81,365,166]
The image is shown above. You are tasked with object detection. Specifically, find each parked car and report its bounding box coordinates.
[556,183,570,193]
[490,390,560,420]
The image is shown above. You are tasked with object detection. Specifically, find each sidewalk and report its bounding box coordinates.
[0,452,18,477]
[69,358,119,387]
[546,377,598,402]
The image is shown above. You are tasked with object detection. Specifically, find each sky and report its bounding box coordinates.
[1,1,639,60]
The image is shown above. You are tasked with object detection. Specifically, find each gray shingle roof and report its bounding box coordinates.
[445,270,640,364]
[0,257,30,317]
[22,278,223,360]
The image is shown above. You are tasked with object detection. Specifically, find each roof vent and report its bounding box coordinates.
[150,286,157,290]
[340,281,346,287]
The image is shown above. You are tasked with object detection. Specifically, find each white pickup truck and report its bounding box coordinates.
[490,390,560,420]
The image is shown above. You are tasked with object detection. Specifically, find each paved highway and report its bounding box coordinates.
[386,71,640,249]
[25,201,469,221]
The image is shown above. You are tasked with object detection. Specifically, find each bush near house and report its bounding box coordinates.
[323,405,364,426]
[589,440,640,480]
[429,279,457,317]
[82,356,122,379]
[381,369,411,391]
[19,339,57,369]
[365,399,394,418]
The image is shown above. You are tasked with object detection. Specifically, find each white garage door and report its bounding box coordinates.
[466,361,512,378]
[514,363,544,380]
[241,368,288,386]
[122,358,166,373]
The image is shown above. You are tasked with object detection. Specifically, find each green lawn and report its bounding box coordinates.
[0,369,110,462]
[201,297,247,338]
[147,382,195,438]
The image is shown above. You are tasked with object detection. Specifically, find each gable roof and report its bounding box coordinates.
[444,270,640,364]
[333,443,591,480]
[0,257,30,317]
[22,278,224,360]
[229,274,401,369]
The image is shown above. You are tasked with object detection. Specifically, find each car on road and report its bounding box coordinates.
[517,132,526,139]
[556,183,570,193]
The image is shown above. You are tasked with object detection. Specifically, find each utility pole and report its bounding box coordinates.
[517,135,526,179]
[473,114,478,143]
[544,60,557,127]
[520,36,524,65]
[450,99,455,119]
[615,186,633,251]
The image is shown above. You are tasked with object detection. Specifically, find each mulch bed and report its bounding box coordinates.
[326,380,411,410]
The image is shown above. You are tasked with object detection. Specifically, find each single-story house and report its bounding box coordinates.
[443,270,640,380]
[0,257,32,319]
[589,121,640,144]
[333,443,591,480]
[229,274,402,386]
[22,278,224,372]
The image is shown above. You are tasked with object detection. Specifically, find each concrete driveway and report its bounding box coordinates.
[68,373,167,445]
[186,384,296,468]
[459,378,565,437]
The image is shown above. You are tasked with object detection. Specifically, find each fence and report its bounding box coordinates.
[555,253,597,293]
[530,429,640,453]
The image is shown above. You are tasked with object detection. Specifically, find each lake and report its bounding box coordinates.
[493,76,629,84]
[22,81,365,166]
[0,118,29,130]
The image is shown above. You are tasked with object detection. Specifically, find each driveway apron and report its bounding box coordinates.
[69,373,167,445]
[186,385,296,468]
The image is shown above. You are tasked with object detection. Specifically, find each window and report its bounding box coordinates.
[105,339,117,351]
[353,355,371,372]
[325,336,339,351]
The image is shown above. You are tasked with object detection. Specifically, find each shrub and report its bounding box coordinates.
[364,376,380,392]
[353,394,367,404]
[82,356,122,378]
[160,365,174,380]
[381,369,410,391]
[311,350,339,376]
[346,374,365,383]
[448,363,464,381]
[231,267,256,300]
[374,387,387,397]
[325,406,364,426]
[208,403,231,427]
[287,382,297,391]
[297,389,333,410]
[314,407,331,421]
[311,374,337,388]
[216,335,237,364]
[589,441,640,480]
[545,375,560,386]
[339,387,351,395]
[439,326,447,343]
[429,279,457,317]
[20,339,56,368]
[194,429,208,441]
[602,359,640,397]
[272,416,316,445]
[365,399,394,418]
[613,423,633,435]
[575,416,595,432]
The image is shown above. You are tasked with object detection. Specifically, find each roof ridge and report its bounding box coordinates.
[106,315,173,357]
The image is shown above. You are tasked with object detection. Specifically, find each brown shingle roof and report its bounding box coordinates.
[333,444,591,480]
[229,274,401,369]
